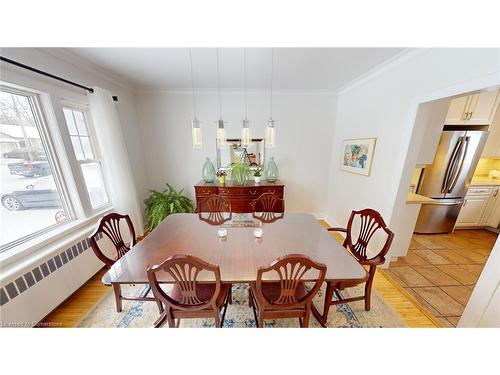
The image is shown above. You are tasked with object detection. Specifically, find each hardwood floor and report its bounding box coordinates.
[386,229,497,327]
[37,268,110,328]
[38,220,442,328]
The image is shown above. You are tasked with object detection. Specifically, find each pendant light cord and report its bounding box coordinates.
[270,48,274,119]
[189,48,197,119]
[216,48,222,120]
[244,48,248,120]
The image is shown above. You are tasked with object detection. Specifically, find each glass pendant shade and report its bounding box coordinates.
[216,119,226,149]
[241,119,251,147]
[265,119,275,148]
[192,118,202,149]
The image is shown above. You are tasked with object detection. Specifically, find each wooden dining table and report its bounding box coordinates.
[103,213,367,289]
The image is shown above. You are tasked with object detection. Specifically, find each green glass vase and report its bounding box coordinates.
[265,157,279,182]
[202,157,216,183]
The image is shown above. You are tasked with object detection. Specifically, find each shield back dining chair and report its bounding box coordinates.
[250,192,285,223]
[312,208,394,326]
[196,194,232,225]
[89,212,162,313]
[249,254,326,328]
[147,255,231,328]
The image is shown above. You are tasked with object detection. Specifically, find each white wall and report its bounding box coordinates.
[327,48,500,259]
[459,238,500,327]
[0,48,149,206]
[135,90,337,215]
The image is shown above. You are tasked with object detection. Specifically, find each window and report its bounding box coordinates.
[0,88,70,249]
[63,107,109,209]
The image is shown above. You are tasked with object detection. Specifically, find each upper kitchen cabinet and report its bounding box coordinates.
[446,95,470,124]
[445,89,499,126]
[482,100,500,157]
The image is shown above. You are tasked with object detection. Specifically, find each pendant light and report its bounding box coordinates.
[241,48,251,148]
[215,48,226,149]
[189,49,202,149]
[265,48,276,148]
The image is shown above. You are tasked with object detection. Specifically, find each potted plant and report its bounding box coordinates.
[253,167,262,183]
[144,183,194,231]
[230,157,250,185]
[216,170,227,185]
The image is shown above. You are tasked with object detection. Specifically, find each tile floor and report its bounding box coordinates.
[386,229,497,327]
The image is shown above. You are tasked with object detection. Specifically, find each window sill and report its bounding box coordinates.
[0,207,112,279]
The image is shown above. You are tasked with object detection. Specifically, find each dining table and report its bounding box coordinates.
[103,212,367,301]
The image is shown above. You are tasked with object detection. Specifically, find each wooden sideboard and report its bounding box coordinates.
[194,180,285,213]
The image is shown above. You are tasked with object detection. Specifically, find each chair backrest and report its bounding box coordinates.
[344,209,394,262]
[251,192,285,223]
[147,255,221,312]
[89,213,136,269]
[197,194,232,225]
[255,254,326,309]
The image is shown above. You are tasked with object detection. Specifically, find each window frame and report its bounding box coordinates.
[0,84,75,252]
[61,101,111,214]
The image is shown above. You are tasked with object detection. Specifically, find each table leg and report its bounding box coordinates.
[312,282,336,327]
[113,283,122,313]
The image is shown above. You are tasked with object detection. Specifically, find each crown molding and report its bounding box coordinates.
[134,87,336,95]
[337,48,426,95]
[37,48,135,91]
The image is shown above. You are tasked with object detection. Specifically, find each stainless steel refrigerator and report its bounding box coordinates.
[414,125,489,234]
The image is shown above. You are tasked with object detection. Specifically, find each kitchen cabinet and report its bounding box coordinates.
[445,90,499,126]
[446,96,470,124]
[456,195,490,226]
[481,100,500,157]
[483,187,500,227]
[456,185,500,227]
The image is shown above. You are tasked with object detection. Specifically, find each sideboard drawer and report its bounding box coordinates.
[195,186,218,197]
[260,186,283,196]
[218,188,231,196]
[230,198,254,213]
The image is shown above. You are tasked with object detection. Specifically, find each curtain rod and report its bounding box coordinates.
[0,56,94,94]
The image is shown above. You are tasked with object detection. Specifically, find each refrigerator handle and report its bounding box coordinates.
[441,136,463,193]
[447,136,470,194]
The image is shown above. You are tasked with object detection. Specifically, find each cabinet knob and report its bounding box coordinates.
[250,190,258,195]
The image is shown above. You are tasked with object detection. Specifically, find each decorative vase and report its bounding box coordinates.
[202,157,216,183]
[219,175,226,185]
[233,171,248,186]
[265,157,278,182]
[254,176,261,183]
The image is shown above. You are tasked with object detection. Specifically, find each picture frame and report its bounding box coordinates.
[340,138,377,176]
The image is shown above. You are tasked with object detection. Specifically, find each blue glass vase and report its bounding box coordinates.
[202,157,216,183]
[265,157,278,182]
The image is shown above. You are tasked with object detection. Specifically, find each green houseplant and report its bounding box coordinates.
[144,183,194,231]
[253,167,262,183]
[230,157,250,185]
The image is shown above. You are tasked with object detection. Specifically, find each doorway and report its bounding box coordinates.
[389,85,500,327]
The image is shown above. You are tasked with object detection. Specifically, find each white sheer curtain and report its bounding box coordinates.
[87,87,144,233]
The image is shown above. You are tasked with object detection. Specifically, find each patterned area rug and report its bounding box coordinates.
[78,283,406,328]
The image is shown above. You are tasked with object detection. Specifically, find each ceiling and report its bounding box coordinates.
[67,48,407,91]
